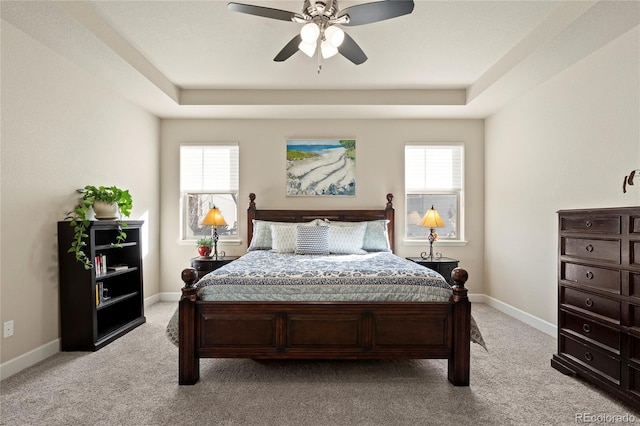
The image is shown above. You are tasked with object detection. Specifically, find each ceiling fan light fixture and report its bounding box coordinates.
[324,25,344,47]
[228,0,416,67]
[300,22,320,43]
[320,40,339,58]
[298,40,317,57]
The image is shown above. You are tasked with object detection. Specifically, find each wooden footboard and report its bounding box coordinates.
[178,268,471,386]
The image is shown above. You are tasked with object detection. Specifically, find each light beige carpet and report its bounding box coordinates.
[1,302,637,425]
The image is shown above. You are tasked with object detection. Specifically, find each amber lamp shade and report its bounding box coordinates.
[201,206,227,260]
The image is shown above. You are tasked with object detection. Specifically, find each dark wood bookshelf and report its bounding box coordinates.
[57,220,146,351]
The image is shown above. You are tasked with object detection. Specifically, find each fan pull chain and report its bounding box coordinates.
[317,44,322,74]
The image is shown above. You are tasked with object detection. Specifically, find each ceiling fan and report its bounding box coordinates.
[227,0,415,67]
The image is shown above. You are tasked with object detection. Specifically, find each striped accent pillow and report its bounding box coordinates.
[295,225,329,255]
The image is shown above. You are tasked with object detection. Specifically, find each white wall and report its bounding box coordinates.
[0,23,160,365]
[160,119,485,295]
[484,27,640,326]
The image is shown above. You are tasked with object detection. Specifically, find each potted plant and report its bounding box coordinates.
[196,237,213,257]
[65,185,133,269]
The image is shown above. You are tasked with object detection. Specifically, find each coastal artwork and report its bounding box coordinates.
[286,139,356,196]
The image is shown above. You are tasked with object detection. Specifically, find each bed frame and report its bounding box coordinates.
[178,193,471,386]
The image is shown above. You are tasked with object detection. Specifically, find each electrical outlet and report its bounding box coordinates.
[3,320,14,338]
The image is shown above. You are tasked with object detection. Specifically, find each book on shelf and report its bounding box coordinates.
[96,282,104,306]
[94,254,107,276]
[107,264,128,271]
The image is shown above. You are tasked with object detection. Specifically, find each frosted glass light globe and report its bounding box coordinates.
[300,23,320,43]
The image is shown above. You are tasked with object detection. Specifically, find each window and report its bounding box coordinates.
[405,143,464,241]
[180,144,239,240]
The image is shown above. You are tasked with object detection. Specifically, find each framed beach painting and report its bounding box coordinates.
[286,139,356,196]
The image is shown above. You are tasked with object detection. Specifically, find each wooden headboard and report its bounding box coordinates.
[247,193,396,253]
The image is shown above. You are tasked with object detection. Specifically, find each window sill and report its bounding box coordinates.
[403,239,468,247]
[178,238,243,246]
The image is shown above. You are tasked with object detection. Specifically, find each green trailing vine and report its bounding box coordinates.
[65,185,133,269]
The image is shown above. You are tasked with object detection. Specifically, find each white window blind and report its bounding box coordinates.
[180,144,239,192]
[405,145,463,191]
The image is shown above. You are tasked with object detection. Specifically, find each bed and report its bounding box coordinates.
[173,193,479,386]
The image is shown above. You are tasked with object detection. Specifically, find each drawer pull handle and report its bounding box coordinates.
[585,352,593,362]
[585,298,594,307]
[585,271,594,280]
[585,221,593,228]
[585,244,594,252]
[582,324,591,333]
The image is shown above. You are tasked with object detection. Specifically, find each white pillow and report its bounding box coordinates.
[328,222,367,254]
[270,223,298,253]
[295,225,329,255]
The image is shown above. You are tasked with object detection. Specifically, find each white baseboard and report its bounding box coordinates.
[144,293,161,307]
[0,339,59,381]
[160,292,181,302]
[472,294,557,338]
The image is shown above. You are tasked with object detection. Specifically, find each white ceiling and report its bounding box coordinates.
[2,0,638,119]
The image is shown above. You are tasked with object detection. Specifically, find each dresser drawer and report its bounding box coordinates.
[561,287,620,323]
[560,216,620,234]
[625,303,640,330]
[628,335,640,365]
[624,364,640,400]
[631,273,640,300]
[632,240,640,268]
[561,237,620,264]
[561,310,620,353]
[561,262,620,294]
[560,335,620,384]
[632,215,640,234]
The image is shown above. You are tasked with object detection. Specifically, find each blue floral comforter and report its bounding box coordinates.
[197,251,452,302]
[166,251,485,348]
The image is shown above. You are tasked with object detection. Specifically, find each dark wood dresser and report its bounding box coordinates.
[552,206,640,409]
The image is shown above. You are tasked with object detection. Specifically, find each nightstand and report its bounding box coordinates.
[406,257,459,286]
[190,256,240,281]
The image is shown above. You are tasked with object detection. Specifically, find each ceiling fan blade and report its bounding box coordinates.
[339,0,414,26]
[228,2,296,22]
[338,33,367,65]
[274,34,303,62]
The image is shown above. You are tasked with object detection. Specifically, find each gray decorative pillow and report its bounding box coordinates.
[247,220,272,250]
[363,220,391,252]
[295,225,329,255]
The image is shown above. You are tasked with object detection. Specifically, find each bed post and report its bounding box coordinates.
[385,193,395,253]
[448,268,471,386]
[247,193,256,245]
[179,268,200,385]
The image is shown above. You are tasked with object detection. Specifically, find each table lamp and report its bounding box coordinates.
[201,206,227,260]
[418,205,444,260]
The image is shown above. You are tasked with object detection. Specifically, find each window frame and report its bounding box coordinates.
[179,143,239,242]
[404,142,465,244]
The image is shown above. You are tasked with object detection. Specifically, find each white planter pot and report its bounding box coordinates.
[93,201,118,220]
